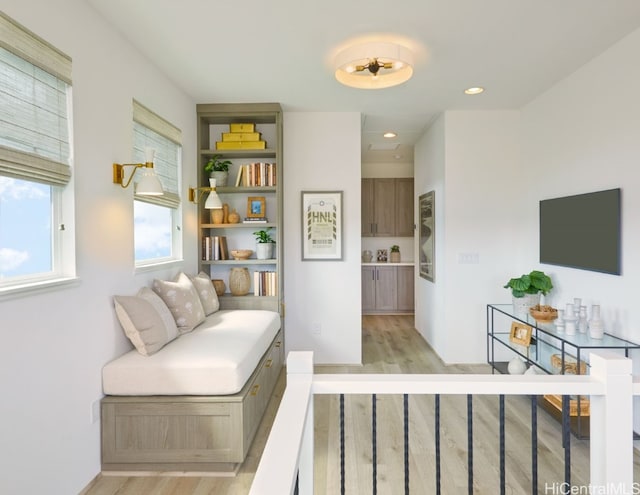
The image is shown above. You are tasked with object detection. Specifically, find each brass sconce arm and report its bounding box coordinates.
[113,161,154,189]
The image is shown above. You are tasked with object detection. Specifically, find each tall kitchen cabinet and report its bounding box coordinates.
[361,178,414,237]
[196,103,283,314]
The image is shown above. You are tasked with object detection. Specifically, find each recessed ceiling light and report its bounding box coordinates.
[383,131,397,138]
[464,87,484,95]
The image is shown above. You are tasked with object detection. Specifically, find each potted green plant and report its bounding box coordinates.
[204,154,232,186]
[504,270,553,313]
[390,244,401,263]
[253,228,275,259]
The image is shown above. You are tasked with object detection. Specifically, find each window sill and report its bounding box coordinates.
[0,276,81,302]
[135,258,184,274]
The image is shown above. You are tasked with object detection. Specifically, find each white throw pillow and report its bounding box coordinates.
[189,271,220,315]
[152,272,206,334]
[113,287,179,356]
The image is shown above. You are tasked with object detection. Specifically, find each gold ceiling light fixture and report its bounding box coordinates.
[334,41,414,89]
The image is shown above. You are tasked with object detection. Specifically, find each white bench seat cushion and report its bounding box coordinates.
[102,310,281,396]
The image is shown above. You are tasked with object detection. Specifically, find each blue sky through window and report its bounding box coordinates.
[134,200,172,262]
[0,177,52,278]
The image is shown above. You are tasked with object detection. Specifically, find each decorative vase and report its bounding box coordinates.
[211,208,224,224]
[588,304,604,339]
[512,293,540,315]
[228,209,240,224]
[222,203,229,224]
[508,356,527,375]
[212,279,226,296]
[210,170,228,187]
[229,267,250,296]
[578,305,588,333]
[256,242,274,260]
[390,251,401,263]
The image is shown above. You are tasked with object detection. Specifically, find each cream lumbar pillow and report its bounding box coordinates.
[113,287,179,356]
[189,271,220,315]
[152,272,206,334]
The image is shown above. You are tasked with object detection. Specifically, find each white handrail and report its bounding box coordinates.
[250,350,634,495]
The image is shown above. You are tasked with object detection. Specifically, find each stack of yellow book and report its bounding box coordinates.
[216,123,266,150]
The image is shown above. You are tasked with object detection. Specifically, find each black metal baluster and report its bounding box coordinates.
[531,395,538,494]
[499,395,505,495]
[294,472,299,495]
[340,393,345,495]
[372,394,377,495]
[404,394,410,495]
[435,394,441,495]
[467,394,473,495]
[562,394,571,488]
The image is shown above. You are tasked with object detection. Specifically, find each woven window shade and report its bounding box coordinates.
[0,12,72,186]
[132,100,181,208]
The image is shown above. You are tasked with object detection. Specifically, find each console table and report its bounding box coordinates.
[486,303,640,438]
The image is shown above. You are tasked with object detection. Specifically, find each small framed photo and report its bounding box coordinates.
[377,249,388,262]
[247,196,266,218]
[509,322,533,347]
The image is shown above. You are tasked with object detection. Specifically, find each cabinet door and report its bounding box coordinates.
[361,267,376,311]
[375,266,397,311]
[373,179,396,236]
[395,178,415,237]
[361,179,375,237]
[397,266,415,311]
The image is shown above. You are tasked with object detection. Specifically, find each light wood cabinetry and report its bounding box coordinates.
[361,178,414,237]
[362,265,414,314]
[196,103,282,314]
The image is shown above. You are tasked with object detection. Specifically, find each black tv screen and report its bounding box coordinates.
[539,188,621,275]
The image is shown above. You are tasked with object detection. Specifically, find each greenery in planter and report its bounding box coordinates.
[253,228,275,243]
[390,245,400,253]
[204,154,232,173]
[504,270,553,298]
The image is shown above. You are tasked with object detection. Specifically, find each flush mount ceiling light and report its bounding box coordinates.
[383,131,397,138]
[334,41,414,89]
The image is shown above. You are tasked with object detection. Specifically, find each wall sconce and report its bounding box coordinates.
[112,148,163,196]
[188,178,223,209]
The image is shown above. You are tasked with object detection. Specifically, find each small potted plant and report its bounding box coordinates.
[504,270,553,313]
[253,228,275,260]
[390,245,401,263]
[204,154,232,186]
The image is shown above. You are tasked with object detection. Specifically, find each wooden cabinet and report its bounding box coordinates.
[362,265,414,314]
[362,178,414,237]
[196,103,282,314]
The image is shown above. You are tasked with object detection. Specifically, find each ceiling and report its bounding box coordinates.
[86,0,640,164]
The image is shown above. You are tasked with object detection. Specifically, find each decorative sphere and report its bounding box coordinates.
[508,357,527,375]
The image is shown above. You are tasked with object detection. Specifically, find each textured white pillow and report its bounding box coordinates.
[189,271,220,315]
[113,287,179,356]
[152,272,206,334]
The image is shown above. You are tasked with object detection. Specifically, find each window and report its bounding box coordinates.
[132,101,182,266]
[0,13,75,292]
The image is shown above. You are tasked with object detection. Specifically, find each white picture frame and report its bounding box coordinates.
[301,191,343,261]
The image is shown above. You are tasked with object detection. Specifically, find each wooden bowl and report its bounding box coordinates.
[529,304,558,322]
[230,249,252,260]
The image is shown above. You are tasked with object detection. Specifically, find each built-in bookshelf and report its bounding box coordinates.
[196,103,283,313]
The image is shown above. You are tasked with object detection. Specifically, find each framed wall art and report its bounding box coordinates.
[419,191,435,281]
[301,191,343,261]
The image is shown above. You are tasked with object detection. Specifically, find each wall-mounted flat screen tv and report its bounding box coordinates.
[539,188,621,275]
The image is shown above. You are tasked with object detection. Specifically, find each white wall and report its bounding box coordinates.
[414,111,522,364]
[283,112,362,365]
[521,27,640,344]
[0,2,197,494]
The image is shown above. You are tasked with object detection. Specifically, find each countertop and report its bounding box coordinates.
[362,261,415,266]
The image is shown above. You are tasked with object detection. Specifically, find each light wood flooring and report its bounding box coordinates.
[83,315,640,494]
